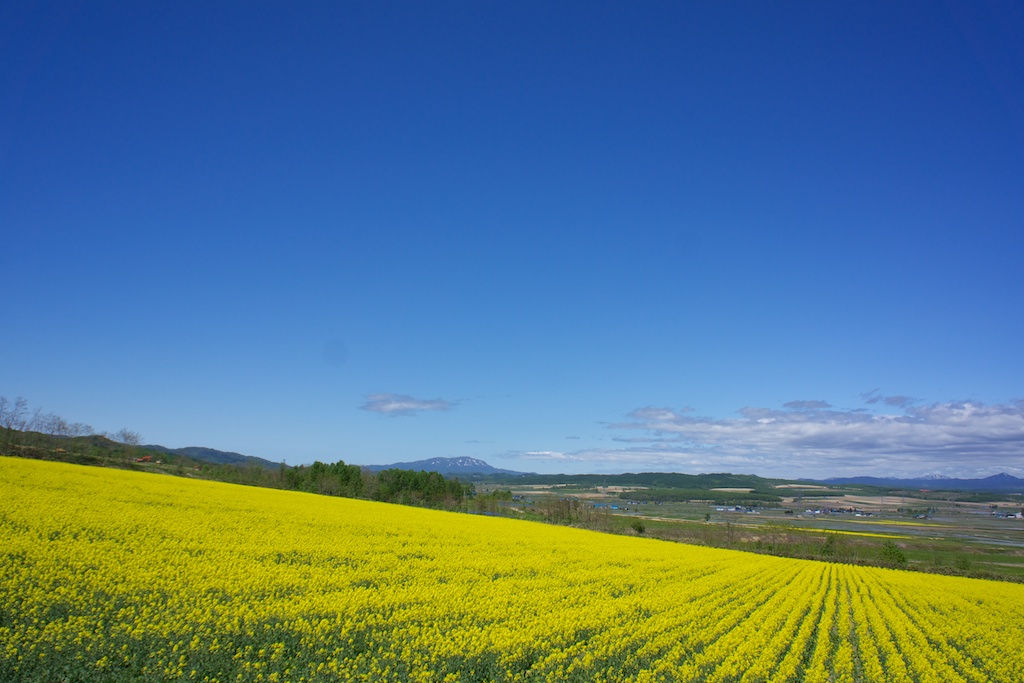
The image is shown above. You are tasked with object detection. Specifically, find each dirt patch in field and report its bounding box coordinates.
[786,494,1018,511]
[775,484,830,490]
[792,494,930,510]
[572,486,649,499]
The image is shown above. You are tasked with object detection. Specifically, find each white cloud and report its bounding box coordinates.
[359,393,454,417]
[523,450,570,460]
[521,398,1024,478]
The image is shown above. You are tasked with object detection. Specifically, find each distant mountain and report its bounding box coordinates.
[363,457,529,476]
[825,473,1024,493]
[144,445,280,470]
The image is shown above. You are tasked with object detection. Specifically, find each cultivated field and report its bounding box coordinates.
[2,456,1022,682]
[490,481,1024,579]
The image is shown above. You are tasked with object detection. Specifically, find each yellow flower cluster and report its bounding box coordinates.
[2,456,1022,682]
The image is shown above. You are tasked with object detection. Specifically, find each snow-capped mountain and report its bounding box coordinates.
[363,456,528,476]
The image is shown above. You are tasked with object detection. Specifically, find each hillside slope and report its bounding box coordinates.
[3,456,1023,683]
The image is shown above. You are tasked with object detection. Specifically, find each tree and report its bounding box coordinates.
[1,396,29,448]
[881,540,907,568]
[820,533,837,558]
[31,411,70,437]
[1,396,28,432]
[114,428,142,446]
[68,422,93,437]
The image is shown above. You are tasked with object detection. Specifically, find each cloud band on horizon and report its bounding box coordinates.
[505,396,1024,478]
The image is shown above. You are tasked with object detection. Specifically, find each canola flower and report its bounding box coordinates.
[2,456,1022,682]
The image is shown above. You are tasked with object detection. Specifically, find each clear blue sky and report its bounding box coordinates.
[3,1,1022,478]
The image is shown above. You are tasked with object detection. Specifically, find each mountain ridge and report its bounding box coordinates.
[825,472,1024,492]
[143,445,281,470]
[362,456,530,476]
[134,444,1023,492]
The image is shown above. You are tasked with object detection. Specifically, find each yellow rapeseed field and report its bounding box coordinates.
[2,456,1022,682]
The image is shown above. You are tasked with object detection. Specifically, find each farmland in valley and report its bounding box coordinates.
[486,477,1024,580]
[2,456,1023,682]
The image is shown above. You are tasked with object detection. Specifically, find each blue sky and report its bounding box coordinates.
[3,1,1023,479]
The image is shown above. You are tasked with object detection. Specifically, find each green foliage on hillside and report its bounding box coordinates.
[144,444,280,469]
[1,430,178,469]
[372,468,473,507]
[284,460,365,498]
[0,423,473,512]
